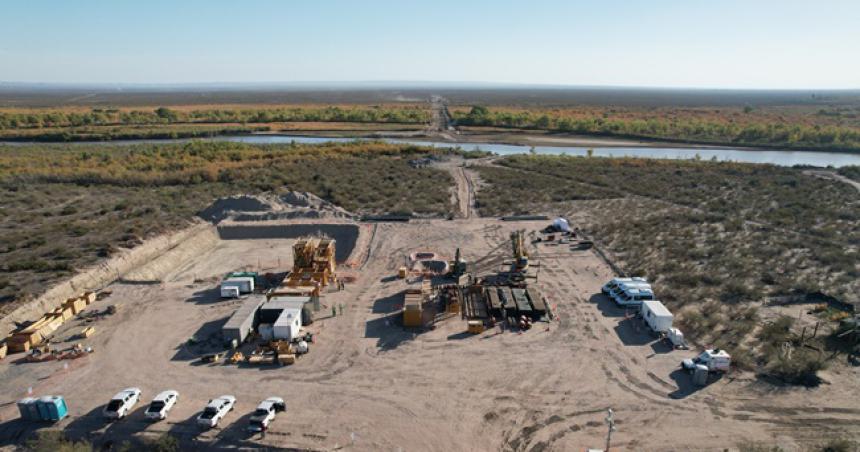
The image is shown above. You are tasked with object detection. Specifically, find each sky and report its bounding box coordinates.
[1,0,858,89]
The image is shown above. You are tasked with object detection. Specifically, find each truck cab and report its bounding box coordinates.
[681,349,731,372]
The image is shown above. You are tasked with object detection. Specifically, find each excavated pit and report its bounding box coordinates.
[216,224,359,263]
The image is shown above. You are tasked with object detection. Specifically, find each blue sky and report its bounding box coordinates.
[1,0,858,88]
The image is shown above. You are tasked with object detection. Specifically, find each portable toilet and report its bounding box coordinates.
[41,395,68,421]
[35,397,52,421]
[17,397,36,421]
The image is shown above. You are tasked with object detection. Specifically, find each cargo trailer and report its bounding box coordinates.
[222,296,266,344]
[640,300,673,333]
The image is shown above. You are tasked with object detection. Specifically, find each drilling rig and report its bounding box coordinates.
[510,230,529,274]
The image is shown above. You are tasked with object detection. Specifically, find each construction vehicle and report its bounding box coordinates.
[511,230,529,273]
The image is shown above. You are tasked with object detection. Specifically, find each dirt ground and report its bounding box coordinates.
[1,218,859,451]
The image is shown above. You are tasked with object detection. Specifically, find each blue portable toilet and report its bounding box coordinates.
[39,396,68,421]
[35,397,51,421]
[17,397,36,421]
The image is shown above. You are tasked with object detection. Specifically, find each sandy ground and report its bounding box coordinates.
[1,219,860,451]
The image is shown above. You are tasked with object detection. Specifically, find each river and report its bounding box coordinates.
[4,134,859,167]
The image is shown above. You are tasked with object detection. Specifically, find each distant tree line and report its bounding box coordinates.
[455,106,860,152]
[0,105,430,130]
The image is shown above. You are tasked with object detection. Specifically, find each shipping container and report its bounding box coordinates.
[222,296,266,344]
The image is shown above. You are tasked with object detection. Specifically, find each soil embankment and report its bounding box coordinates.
[0,222,215,336]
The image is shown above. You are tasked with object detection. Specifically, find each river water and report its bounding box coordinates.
[4,134,859,167]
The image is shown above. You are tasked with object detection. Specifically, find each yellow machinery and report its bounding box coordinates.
[511,230,529,273]
[402,278,433,327]
[285,238,336,288]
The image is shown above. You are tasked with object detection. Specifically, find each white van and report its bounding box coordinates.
[601,277,647,295]
[612,285,654,307]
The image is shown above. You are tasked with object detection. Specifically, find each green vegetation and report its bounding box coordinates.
[0,105,430,141]
[0,141,455,313]
[473,155,859,381]
[0,124,269,142]
[454,106,860,152]
[837,165,860,182]
[24,430,180,452]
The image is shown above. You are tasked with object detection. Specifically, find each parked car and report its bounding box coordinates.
[197,395,236,428]
[145,390,179,421]
[103,388,142,419]
[248,397,286,432]
[601,277,647,295]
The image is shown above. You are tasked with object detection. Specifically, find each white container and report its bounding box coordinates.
[220,286,240,299]
[640,300,673,333]
[223,277,254,294]
[272,308,302,341]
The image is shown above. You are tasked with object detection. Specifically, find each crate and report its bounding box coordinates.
[0,342,7,359]
[80,326,95,338]
[403,309,422,327]
[467,320,485,334]
[65,297,87,314]
[278,354,296,365]
[84,292,97,304]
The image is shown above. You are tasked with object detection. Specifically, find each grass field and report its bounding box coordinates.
[0,141,456,314]
[474,155,859,382]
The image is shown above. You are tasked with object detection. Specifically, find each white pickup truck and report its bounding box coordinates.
[145,390,179,421]
[197,395,236,428]
[103,388,141,420]
[248,397,286,432]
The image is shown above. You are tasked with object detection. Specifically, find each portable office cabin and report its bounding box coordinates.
[222,295,266,344]
[222,277,254,294]
[273,308,302,341]
[640,300,673,333]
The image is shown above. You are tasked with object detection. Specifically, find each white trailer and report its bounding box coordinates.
[640,300,673,333]
[220,286,240,299]
[272,308,302,341]
[221,277,254,295]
